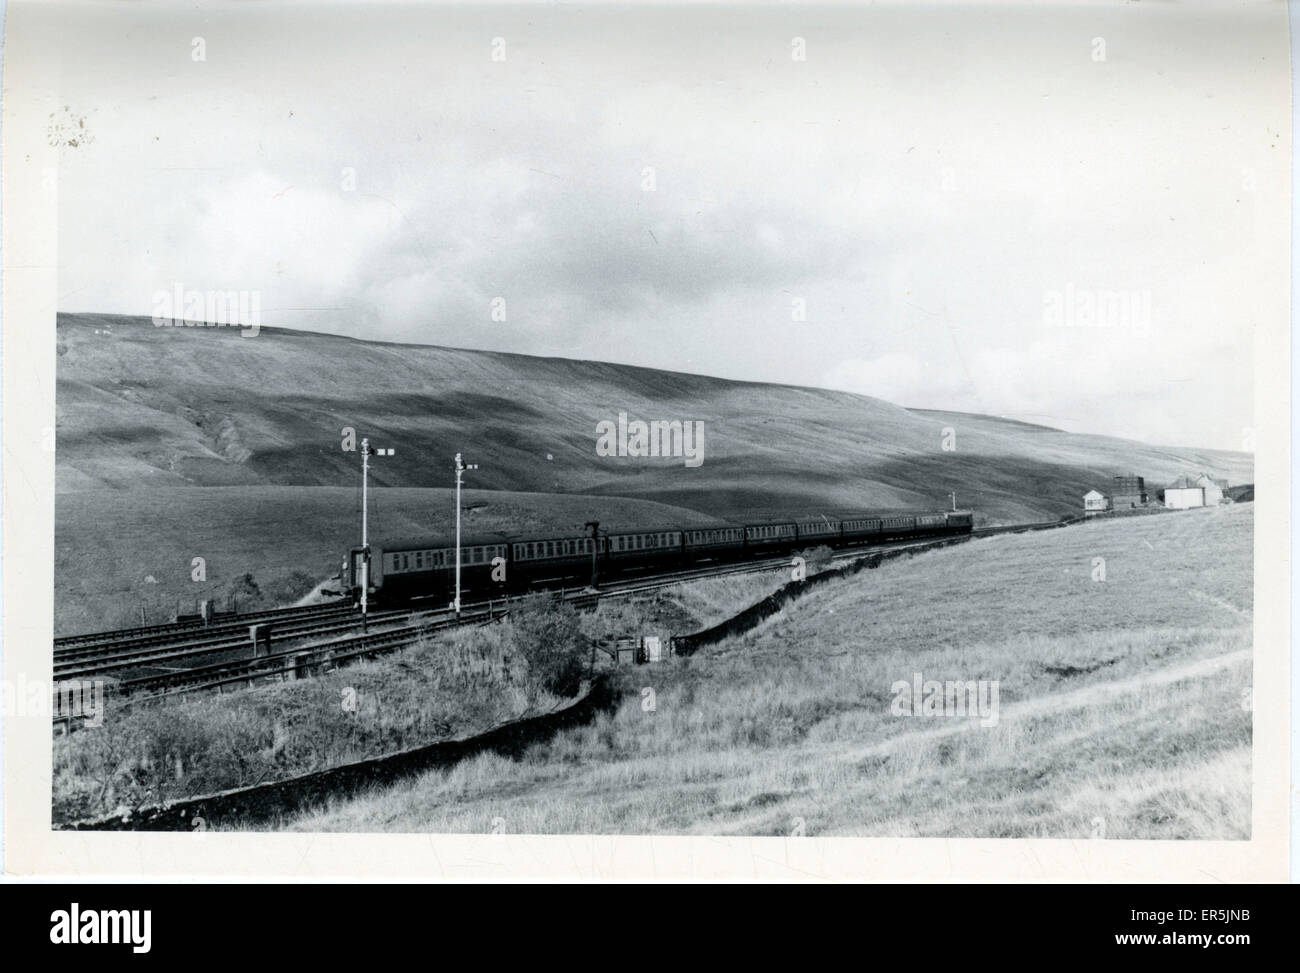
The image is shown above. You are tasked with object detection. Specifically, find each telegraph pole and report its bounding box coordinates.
[360,438,371,623]
[585,520,600,589]
[454,453,478,614]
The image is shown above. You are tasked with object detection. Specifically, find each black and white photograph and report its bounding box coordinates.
[1,0,1293,882]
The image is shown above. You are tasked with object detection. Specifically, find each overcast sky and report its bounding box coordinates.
[45,1,1287,450]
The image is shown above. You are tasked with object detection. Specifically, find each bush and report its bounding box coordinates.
[799,545,835,571]
[510,594,589,698]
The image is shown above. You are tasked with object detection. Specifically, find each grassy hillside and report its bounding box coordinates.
[58,313,1250,520]
[54,311,1252,632]
[277,503,1252,838]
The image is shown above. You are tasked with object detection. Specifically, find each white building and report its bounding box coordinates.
[1196,473,1227,505]
[1083,489,1110,514]
[1164,476,1204,509]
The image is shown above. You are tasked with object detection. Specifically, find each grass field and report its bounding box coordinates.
[268,503,1252,838]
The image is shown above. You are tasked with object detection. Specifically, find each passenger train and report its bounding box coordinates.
[343,509,974,607]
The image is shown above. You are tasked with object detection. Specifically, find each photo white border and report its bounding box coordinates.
[2,0,1291,881]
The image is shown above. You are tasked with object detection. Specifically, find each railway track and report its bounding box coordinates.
[53,608,411,682]
[52,517,1080,717]
[54,601,353,656]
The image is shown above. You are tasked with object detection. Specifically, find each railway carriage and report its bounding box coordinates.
[510,530,600,588]
[682,524,745,558]
[744,521,798,551]
[878,514,918,539]
[604,527,685,572]
[839,515,883,544]
[914,512,949,533]
[794,518,842,546]
[350,533,512,605]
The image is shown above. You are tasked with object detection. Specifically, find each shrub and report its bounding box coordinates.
[510,594,589,698]
[799,545,835,571]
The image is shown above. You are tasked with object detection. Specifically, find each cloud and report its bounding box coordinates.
[48,1,1279,450]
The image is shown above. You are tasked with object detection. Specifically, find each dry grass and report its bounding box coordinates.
[267,503,1253,837]
[51,617,574,824]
